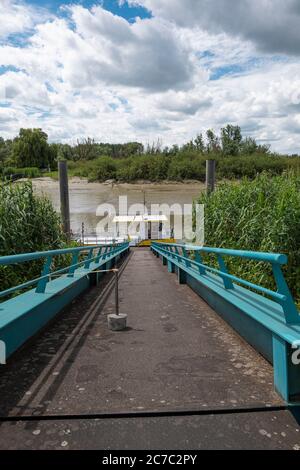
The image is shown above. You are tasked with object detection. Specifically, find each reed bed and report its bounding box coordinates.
[0,182,67,294]
[197,172,300,305]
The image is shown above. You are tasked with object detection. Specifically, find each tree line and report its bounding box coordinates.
[0,129,145,170]
[0,124,284,171]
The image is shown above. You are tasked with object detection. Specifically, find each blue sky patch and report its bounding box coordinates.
[210,57,266,81]
[210,64,245,80]
[0,65,23,75]
[198,50,215,60]
[27,0,151,21]
[0,31,35,48]
[45,82,56,93]
[109,102,119,111]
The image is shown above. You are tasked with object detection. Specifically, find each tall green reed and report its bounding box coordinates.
[0,182,67,294]
[196,172,300,305]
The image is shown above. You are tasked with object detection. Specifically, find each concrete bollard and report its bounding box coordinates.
[108,314,127,331]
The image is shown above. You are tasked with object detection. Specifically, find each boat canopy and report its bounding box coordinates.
[113,215,168,223]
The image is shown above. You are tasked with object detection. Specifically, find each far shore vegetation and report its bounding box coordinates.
[1,125,299,183]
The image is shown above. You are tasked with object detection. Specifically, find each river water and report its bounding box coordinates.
[32,178,203,236]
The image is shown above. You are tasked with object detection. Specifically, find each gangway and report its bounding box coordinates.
[0,243,299,449]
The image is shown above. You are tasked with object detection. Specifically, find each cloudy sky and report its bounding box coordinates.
[0,0,300,153]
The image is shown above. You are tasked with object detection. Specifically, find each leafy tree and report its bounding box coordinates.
[0,137,13,166]
[194,133,205,153]
[119,142,143,157]
[50,143,74,163]
[74,138,98,161]
[240,137,270,156]
[240,137,258,155]
[0,137,7,165]
[12,128,54,168]
[256,143,271,155]
[182,140,196,152]
[169,144,180,156]
[221,124,242,156]
[145,139,163,155]
[106,142,144,158]
[206,129,221,153]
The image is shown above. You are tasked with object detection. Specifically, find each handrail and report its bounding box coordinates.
[151,242,299,325]
[153,242,287,265]
[0,242,129,300]
[0,244,111,265]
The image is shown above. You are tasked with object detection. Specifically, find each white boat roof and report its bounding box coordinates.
[113,215,168,223]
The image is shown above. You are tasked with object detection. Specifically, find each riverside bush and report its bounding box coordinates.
[66,153,300,183]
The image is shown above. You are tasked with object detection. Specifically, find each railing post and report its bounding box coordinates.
[178,267,187,284]
[167,259,175,273]
[166,247,175,273]
[84,248,94,269]
[169,246,175,260]
[272,263,300,324]
[182,247,191,268]
[217,255,234,290]
[194,251,206,275]
[36,256,52,293]
[95,247,103,263]
[106,246,113,269]
[102,246,109,260]
[68,252,79,277]
[174,246,180,258]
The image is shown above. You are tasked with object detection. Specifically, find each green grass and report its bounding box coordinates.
[1,166,42,179]
[0,182,68,295]
[196,172,300,306]
[43,170,59,180]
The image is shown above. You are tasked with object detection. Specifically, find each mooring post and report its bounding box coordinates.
[81,222,85,245]
[115,269,119,316]
[58,160,71,240]
[206,159,216,195]
[107,268,127,331]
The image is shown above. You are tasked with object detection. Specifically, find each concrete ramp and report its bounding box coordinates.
[0,248,299,449]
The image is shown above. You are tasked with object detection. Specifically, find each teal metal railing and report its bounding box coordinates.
[0,242,129,300]
[151,242,299,325]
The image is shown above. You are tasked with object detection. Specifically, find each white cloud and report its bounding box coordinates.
[0,1,299,153]
[156,89,212,116]
[127,0,300,56]
[0,0,49,39]
[0,6,198,91]
[69,6,197,91]
[0,70,50,105]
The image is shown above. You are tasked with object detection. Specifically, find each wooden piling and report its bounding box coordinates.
[58,160,71,240]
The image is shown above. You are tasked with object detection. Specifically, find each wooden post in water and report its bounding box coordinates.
[58,160,71,240]
[206,159,216,195]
